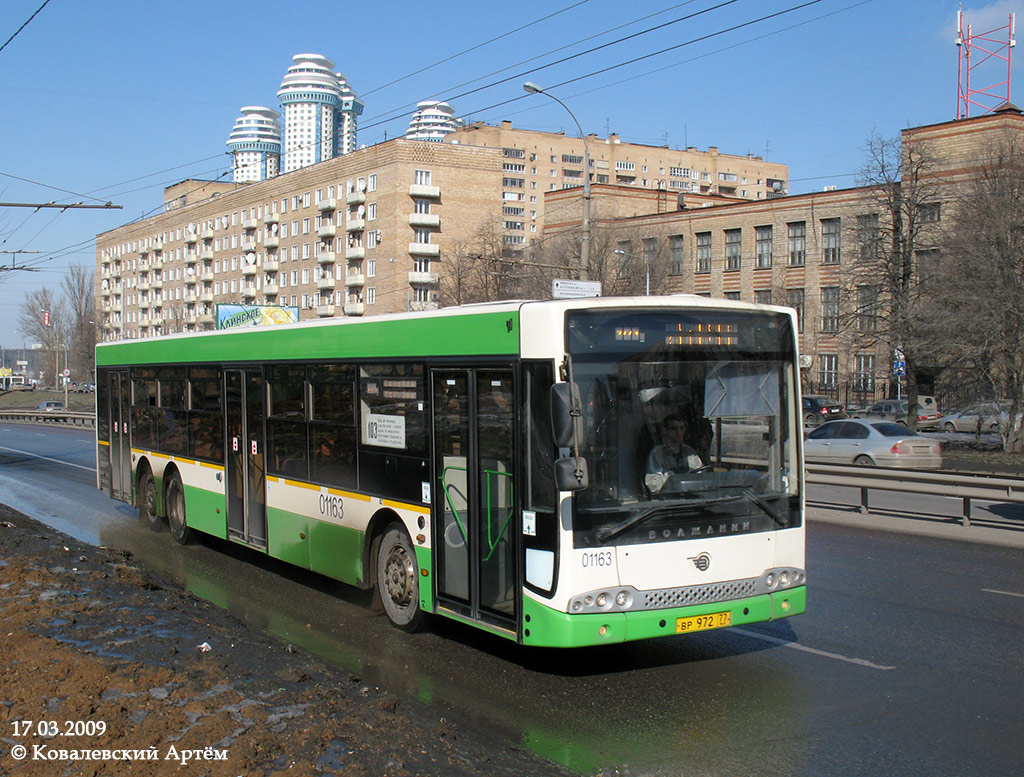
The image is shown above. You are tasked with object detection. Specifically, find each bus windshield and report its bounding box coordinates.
[564,308,800,547]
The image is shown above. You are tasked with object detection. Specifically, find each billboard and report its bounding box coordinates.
[215,304,300,330]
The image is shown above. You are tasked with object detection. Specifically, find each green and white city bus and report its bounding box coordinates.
[96,297,806,648]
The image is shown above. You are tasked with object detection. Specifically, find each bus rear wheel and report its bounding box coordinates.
[138,470,161,531]
[376,524,424,632]
[165,473,193,545]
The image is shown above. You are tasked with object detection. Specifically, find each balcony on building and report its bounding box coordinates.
[264,283,279,296]
[101,254,112,265]
[318,251,337,265]
[200,228,214,240]
[153,240,164,252]
[242,218,258,230]
[318,198,337,212]
[345,246,365,260]
[264,258,279,272]
[408,242,440,257]
[346,190,366,205]
[242,264,257,276]
[408,271,439,285]
[345,273,365,287]
[200,271,215,282]
[200,248,214,260]
[200,292,214,303]
[150,279,163,290]
[198,313,215,325]
[151,257,164,270]
[409,183,441,199]
[264,213,280,225]
[317,304,336,317]
[101,286,112,298]
[343,301,365,316]
[185,252,199,265]
[409,213,441,228]
[242,239,257,252]
[318,223,337,239]
[264,236,280,249]
[317,277,336,291]
[185,232,198,244]
[183,293,198,304]
[241,287,257,299]
[346,218,365,232]
[139,281,151,292]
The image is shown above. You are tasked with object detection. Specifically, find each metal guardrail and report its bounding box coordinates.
[0,410,96,429]
[806,463,1024,526]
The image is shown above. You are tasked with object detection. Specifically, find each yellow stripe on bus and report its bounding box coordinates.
[98,440,110,447]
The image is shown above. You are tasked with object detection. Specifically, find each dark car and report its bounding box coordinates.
[802,395,847,427]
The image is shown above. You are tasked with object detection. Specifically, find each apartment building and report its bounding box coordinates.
[97,139,501,340]
[448,120,789,249]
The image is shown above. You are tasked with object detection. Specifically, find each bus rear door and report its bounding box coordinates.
[432,368,517,631]
[225,368,267,548]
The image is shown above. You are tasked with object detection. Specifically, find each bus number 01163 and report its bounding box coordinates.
[581,550,613,568]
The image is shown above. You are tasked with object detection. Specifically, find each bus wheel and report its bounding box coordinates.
[138,470,161,531]
[376,524,424,632]
[165,474,193,545]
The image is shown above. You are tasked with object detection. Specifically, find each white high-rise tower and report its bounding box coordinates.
[226,106,281,182]
[276,53,364,173]
[405,100,463,142]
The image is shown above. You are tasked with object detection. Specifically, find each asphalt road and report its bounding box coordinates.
[1,423,1022,776]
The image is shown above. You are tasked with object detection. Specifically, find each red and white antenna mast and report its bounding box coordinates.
[956,8,1016,119]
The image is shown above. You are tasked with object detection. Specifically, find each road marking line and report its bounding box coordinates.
[732,627,896,670]
[0,445,95,473]
[982,588,1024,599]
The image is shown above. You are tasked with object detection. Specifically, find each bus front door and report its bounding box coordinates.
[109,370,132,501]
[432,369,516,629]
[225,369,267,549]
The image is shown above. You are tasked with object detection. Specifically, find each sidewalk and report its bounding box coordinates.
[807,500,1024,549]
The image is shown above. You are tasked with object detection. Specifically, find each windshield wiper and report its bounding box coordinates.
[595,495,740,544]
[741,489,789,528]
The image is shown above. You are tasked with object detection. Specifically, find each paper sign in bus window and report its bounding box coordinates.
[364,413,407,449]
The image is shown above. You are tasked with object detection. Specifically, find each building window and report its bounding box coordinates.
[857,213,879,261]
[413,256,431,273]
[755,225,773,269]
[854,353,875,393]
[920,202,941,223]
[725,229,742,271]
[788,221,806,266]
[818,354,838,389]
[787,288,805,332]
[414,170,431,186]
[669,235,684,276]
[821,286,840,332]
[696,232,712,274]
[414,228,431,244]
[822,218,841,264]
[724,291,741,301]
[857,285,878,332]
[414,199,431,214]
[754,289,772,305]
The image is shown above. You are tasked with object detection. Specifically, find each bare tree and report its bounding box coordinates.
[932,137,1024,452]
[17,288,66,386]
[61,265,95,383]
[851,133,947,428]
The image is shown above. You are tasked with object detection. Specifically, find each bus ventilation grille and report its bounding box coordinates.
[643,578,758,609]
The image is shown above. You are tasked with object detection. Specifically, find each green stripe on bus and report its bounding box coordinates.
[96,310,520,366]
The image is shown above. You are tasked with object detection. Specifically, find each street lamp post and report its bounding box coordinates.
[523,81,591,281]
[613,249,649,295]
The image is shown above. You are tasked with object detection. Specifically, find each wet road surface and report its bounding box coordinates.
[2,423,1022,776]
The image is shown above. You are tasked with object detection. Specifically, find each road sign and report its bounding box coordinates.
[552,279,602,299]
[893,360,906,376]
[62,369,71,377]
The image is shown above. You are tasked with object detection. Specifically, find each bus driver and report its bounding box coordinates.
[645,414,704,493]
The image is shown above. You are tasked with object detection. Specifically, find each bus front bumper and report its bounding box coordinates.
[521,586,806,648]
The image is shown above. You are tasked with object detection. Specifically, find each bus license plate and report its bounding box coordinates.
[675,611,731,634]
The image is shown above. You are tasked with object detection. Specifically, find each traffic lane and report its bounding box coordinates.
[0,422,96,477]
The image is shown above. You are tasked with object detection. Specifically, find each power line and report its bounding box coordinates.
[0,0,52,55]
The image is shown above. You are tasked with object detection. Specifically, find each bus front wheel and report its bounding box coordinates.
[165,473,193,546]
[376,524,424,632]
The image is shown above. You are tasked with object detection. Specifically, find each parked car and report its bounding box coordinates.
[853,396,941,429]
[38,400,66,412]
[939,401,1009,433]
[802,395,847,427]
[804,419,943,469]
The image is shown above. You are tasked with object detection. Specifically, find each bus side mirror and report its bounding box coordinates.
[554,456,589,491]
[550,382,584,448]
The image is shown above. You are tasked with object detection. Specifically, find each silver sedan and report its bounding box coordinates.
[939,402,1008,433]
[804,419,942,469]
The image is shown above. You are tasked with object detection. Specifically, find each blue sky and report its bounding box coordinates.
[0,0,1019,347]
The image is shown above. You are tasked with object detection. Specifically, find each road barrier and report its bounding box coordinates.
[0,410,95,429]
[806,463,1024,526]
